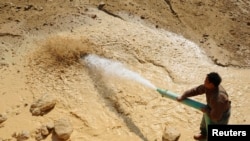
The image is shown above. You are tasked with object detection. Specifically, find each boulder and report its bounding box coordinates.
[54,118,73,140]
[162,125,181,141]
[30,94,57,116]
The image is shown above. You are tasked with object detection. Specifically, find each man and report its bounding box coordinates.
[177,72,231,140]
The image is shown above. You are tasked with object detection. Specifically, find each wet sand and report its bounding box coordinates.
[0,0,249,141]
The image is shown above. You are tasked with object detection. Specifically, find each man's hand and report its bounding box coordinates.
[201,107,209,114]
[176,96,184,102]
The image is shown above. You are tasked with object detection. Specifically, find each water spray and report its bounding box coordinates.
[82,54,210,131]
[82,54,157,89]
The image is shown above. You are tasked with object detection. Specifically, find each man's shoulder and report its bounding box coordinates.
[218,85,228,96]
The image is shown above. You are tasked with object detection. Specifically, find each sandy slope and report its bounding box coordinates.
[0,0,249,141]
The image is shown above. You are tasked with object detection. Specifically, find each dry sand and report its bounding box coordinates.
[0,0,249,141]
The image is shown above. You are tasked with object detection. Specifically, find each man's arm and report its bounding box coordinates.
[177,84,205,101]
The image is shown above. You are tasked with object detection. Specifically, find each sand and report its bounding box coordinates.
[0,0,249,141]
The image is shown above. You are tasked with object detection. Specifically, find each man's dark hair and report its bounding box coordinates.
[207,72,222,87]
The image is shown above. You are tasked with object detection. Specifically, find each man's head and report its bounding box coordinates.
[204,72,222,89]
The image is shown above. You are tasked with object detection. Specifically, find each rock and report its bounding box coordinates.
[34,132,43,141]
[33,122,54,141]
[12,130,30,141]
[40,125,49,136]
[30,94,57,116]
[54,118,73,140]
[0,113,7,124]
[162,125,180,141]
[98,2,105,10]
[24,5,33,11]
[46,122,54,130]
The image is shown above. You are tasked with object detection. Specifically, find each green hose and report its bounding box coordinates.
[156,88,206,110]
[156,88,211,133]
